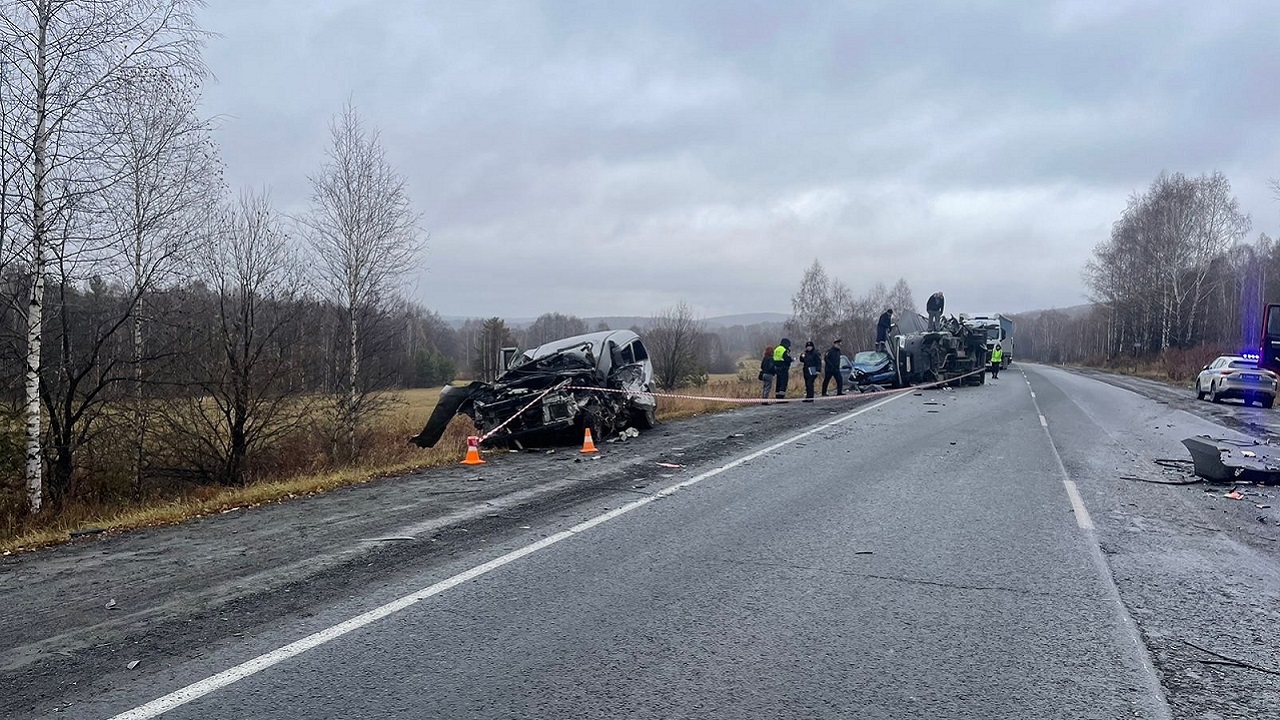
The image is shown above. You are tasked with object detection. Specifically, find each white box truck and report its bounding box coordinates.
[962,313,1013,368]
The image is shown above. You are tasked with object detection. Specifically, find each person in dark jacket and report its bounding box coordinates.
[822,339,844,396]
[758,346,776,401]
[800,340,822,401]
[875,309,894,350]
[926,292,945,330]
[772,338,794,399]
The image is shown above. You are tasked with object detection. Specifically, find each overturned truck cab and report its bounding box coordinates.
[895,316,990,386]
[410,330,658,449]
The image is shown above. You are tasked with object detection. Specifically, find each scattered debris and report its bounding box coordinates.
[104,598,117,610]
[1258,504,1272,509]
[608,427,642,444]
[1121,474,1201,486]
[68,527,105,538]
[656,462,684,469]
[1181,436,1280,484]
[728,433,745,438]
[1224,490,1244,500]
[1183,640,1280,677]
[127,660,140,670]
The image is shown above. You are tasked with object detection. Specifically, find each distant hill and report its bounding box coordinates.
[443,312,790,330]
[1009,304,1096,321]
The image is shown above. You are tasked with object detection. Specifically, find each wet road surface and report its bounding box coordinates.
[6,365,1280,718]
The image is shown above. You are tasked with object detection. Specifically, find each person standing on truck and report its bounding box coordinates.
[926,292,945,331]
[823,338,845,396]
[758,346,776,402]
[989,343,1004,379]
[800,341,822,401]
[772,338,794,400]
[876,309,894,351]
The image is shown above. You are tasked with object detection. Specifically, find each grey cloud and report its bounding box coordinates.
[197,0,1280,320]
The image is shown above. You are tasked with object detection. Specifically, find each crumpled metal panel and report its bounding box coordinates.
[1182,435,1280,484]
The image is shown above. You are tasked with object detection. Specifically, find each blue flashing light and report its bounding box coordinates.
[1241,352,1260,362]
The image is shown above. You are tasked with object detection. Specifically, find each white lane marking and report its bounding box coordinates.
[1021,365,1170,717]
[1039,414,1048,427]
[1030,391,1036,399]
[108,393,909,720]
[1061,479,1094,530]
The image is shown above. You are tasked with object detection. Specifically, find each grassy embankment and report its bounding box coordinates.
[1084,345,1227,386]
[2,373,770,552]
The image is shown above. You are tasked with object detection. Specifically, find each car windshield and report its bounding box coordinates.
[1228,360,1258,370]
[853,351,890,365]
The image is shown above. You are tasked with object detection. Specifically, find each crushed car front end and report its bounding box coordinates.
[411,331,657,449]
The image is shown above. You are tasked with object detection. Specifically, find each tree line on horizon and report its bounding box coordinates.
[1015,171,1280,369]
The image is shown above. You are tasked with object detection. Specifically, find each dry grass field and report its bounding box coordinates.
[1,374,790,553]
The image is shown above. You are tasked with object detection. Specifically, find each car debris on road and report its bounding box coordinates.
[1181,435,1280,485]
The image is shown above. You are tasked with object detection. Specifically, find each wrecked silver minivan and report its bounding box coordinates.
[410,330,658,449]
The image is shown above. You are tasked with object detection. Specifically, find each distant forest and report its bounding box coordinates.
[1017,172,1278,368]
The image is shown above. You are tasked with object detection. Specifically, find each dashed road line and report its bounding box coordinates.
[1021,366,1170,719]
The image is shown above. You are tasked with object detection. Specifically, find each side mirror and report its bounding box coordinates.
[1201,365,1209,371]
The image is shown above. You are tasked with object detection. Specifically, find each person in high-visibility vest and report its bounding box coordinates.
[772,338,794,399]
[990,343,1004,379]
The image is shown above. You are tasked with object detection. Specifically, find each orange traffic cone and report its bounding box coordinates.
[461,435,485,465]
[580,428,599,454]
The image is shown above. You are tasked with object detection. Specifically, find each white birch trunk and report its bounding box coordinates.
[24,12,49,514]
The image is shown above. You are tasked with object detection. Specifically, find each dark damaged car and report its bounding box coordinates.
[410,330,658,449]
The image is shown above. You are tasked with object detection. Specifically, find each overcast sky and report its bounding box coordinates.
[196,0,1280,319]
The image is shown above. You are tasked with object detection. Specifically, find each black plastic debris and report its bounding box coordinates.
[1181,436,1280,484]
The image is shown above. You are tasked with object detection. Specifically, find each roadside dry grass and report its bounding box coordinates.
[1088,346,1229,386]
[3,376,784,553]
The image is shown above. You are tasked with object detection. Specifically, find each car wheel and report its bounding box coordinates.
[577,405,604,443]
[1195,380,1205,401]
[1265,397,1275,409]
[1210,382,1222,403]
[632,405,658,429]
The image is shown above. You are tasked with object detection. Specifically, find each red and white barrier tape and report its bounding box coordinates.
[562,366,990,405]
[477,383,562,442]
[473,367,990,444]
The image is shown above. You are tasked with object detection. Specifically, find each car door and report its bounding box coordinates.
[1201,358,1222,390]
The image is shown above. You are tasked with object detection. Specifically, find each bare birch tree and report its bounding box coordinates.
[789,259,834,343]
[299,102,422,460]
[0,0,204,512]
[648,301,705,389]
[100,69,219,495]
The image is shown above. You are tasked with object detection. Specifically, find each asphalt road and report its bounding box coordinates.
[5,365,1280,718]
